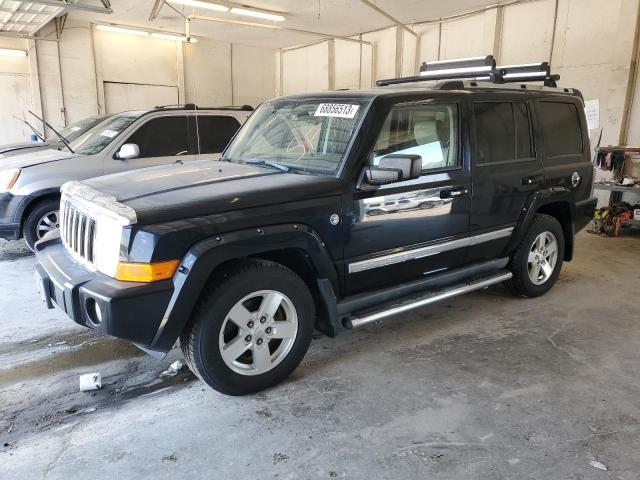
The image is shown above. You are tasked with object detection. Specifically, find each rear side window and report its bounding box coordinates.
[474,101,534,164]
[197,115,241,154]
[124,116,189,158]
[538,102,583,157]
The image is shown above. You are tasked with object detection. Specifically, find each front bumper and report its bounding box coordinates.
[34,234,174,352]
[575,197,597,232]
[0,192,26,240]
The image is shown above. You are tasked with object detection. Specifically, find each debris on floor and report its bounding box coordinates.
[79,373,102,391]
[589,460,608,471]
[159,360,187,378]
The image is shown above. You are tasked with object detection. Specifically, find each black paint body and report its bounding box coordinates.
[35,85,597,354]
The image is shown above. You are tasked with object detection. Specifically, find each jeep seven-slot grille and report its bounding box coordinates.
[59,199,96,264]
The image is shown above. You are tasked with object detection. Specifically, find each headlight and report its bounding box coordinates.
[0,168,20,193]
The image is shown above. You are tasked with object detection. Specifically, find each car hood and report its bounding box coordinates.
[0,141,50,154]
[84,160,343,225]
[0,147,78,168]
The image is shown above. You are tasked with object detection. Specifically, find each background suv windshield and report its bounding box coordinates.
[68,114,140,155]
[224,98,369,175]
[45,116,105,144]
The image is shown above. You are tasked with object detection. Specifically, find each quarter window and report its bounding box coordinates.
[474,101,534,165]
[538,102,583,157]
[372,103,459,172]
[196,115,241,154]
[124,116,190,158]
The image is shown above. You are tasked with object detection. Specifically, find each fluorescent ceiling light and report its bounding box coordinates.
[169,0,229,12]
[230,7,285,21]
[0,48,27,57]
[151,32,198,43]
[96,24,149,36]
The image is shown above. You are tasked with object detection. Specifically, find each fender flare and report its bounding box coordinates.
[149,223,340,352]
[16,187,61,230]
[505,187,576,260]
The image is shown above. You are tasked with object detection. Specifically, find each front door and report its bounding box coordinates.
[104,114,197,175]
[343,99,471,294]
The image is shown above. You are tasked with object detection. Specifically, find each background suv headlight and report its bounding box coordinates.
[0,168,20,193]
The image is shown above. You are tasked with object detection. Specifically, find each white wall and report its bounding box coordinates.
[0,37,33,143]
[0,19,278,143]
[282,41,329,95]
[232,44,276,107]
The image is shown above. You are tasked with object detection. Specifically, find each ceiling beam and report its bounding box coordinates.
[358,0,416,37]
[149,0,165,22]
[0,31,59,41]
[0,7,51,15]
[26,1,112,14]
[189,14,375,43]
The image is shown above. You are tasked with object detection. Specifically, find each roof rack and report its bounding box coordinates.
[376,55,561,88]
[153,104,254,111]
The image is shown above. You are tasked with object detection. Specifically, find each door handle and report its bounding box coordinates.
[440,187,469,199]
[522,175,544,185]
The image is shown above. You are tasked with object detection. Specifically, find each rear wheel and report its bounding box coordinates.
[180,259,315,395]
[23,198,60,251]
[507,214,565,297]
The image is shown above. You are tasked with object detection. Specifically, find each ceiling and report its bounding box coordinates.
[69,0,510,48]
[0,1,64,36]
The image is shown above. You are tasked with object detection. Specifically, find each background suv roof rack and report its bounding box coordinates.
[152,104,254,111]
[376,55,561,88]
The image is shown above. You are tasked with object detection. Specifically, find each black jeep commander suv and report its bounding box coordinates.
[34,57,597,395]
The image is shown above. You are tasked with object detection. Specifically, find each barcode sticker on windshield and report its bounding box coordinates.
[71,126,81,131]
[100,129,118,138]
[314,103,360,119]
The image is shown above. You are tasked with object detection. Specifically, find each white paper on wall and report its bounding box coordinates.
[585,99,600,130]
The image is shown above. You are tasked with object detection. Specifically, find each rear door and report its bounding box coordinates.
[466,97,543,263]
[104,114,197,174]
[195,114,242,160]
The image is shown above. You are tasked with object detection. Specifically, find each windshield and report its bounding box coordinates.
[45,116,106,144]
[224,98,370,175]
[67,114,140,155]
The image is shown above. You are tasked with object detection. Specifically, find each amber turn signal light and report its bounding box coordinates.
[115,259,180,282]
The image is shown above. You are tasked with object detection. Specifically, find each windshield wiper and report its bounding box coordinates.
[245,159,290,172]
[28,110,74,153]
[14,116,45,142]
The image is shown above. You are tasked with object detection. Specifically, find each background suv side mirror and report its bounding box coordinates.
[364,154,422,186]
[116,143,140,160]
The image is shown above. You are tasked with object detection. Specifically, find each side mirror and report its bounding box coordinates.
[116,143,140,160]
[363,154,422,186]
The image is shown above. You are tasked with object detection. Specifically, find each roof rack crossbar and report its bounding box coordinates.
[152,104,254,111]
[376,55,560,88]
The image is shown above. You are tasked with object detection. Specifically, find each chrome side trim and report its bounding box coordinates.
[347,271,513,328]
[348,227,514,274]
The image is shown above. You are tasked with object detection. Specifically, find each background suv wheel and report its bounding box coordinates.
[180,259,315,395]
[23,198,60,252]
[507,213,565,297]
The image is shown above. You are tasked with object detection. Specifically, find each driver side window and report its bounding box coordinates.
[372,103,459,172]
[123,116,190,159]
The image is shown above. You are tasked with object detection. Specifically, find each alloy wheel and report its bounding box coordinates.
[218,290,298,376]
[527,231,558,285]
[36,210,60,239]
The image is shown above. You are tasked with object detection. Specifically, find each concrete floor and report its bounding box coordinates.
[1,231,639,479]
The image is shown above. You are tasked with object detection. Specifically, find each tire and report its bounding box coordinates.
[23,198,60,252]
[180,259,315,395]
[507,214,565,297]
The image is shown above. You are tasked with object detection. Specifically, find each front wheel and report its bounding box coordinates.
[507,214,565,297]
[23,198,60,251]
[180,260,315,395]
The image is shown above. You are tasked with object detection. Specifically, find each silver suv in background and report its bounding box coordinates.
[0,104,252,250]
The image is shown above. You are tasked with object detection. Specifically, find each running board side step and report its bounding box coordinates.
[342,271,513,329]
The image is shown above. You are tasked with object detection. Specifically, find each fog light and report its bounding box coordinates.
[86,298,103,325]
